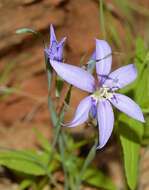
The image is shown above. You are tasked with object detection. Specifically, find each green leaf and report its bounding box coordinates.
[48,96,58,126]
[46,57,58,127]
[107,12,121,48]
[134,65,149,107]
[58,134,69,189]
[51,84,72,145]
[19,179,33,190]
[79,142,97,178]
[56,77,64,97]
[62,133,87,152]
[118,115,144,190]
[47,69,52,90]
[0,149,59,176]
[120,40,148,95]
[64,85,72,105]
[142,107,149,114]
[134,51,149,108]
[64,155,80,175]
[76,142,97,188]
[83,168,116,190]
[16,28,37,35]
[112,0,133,24]
[135,38,146,65]
[99,0,106,39]
[33,128,51,153]
[142,116,149,146]
[0,150,45,175]
[127,1,149,17]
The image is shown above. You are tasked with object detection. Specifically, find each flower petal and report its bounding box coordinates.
[44,25,58,60]
[50,24,57,45]
[50,60,95,92]
[90,103,97,118]
[96,39,112,76]
[104,64,137,90]
[45,25,66,61]
[97,100,114,149]
[58,37,67,47]
[57,37,67,61]
[110,93,145,122]
[65,96,92,127]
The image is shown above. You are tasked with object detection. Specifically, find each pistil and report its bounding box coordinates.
[91,85,114,101]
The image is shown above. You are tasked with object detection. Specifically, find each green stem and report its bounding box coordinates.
[99,0,106,39]
[58,133,69,190]
[46,107,65,166]
[76,140,97,189]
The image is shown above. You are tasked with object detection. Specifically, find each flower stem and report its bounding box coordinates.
[99,0,106,39]
[58,133,69,190]
[76,140,97,189]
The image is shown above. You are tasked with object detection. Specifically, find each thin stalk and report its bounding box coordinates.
[75,141,97,189]
[58,134,69,190]
[46,73,71,168]
[99,0,106,39]
[46,106,65,166]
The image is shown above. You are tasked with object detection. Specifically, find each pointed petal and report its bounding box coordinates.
[45,25,57,60]
[110,93,145,122]
[57,37,67,61]
[97,100,114,149]
[104,64,137,90]
[58,37,67,47]
[50,24,57,44]
[50,60,95,92]
[46,25,66,61]
[96,39,112,76]
[90,103,97,118]
[65,96,92,127]
[46,41,57,60]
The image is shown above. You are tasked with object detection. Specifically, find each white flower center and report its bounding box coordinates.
[91,85,114,102]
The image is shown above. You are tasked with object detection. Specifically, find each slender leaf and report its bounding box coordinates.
[19,179,33,190]
[0,149,59,175]
[135,66,149,107]
[76,142,97,189]
[59,134,69,190]
[99,0,106,39]
[34,128,51,153]
[83,168,116,190]
[16,28,37,35]
[56,77,64,97]
[142,116,149,146]
[118,115,144,190]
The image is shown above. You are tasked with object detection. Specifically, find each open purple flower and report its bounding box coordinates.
[50,39,145,149]
[45,24,66,61]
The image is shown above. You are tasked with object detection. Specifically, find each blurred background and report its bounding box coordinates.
[0,0,149,189]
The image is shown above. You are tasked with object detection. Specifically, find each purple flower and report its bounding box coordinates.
[50,39,145,149]
[45,24,66,62]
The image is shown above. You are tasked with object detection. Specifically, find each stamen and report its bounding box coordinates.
[91,86,114,101]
